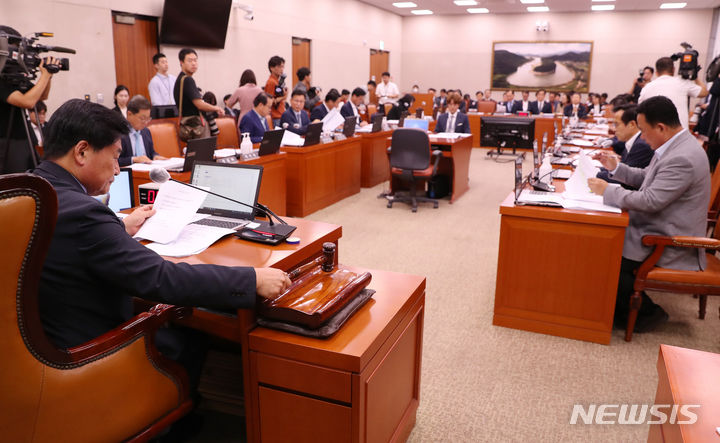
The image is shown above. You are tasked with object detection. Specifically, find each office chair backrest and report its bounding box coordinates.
[216,117,240,148]
[390,128,431,170]
[477,101,496,114]
[148,122,183,157]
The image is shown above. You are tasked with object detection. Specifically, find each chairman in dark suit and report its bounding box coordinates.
[511,91,538,114]
[32,99,290,350]
[280,90,310,135]
[434,92,471,134]
[118,95,165,166]
[596,104,654,188]
[310,89,339,121]
[239,92,272,143]
[534,89,553,114]
[340,87,368,126]
[588,96,710,332]
[564,92,588,118]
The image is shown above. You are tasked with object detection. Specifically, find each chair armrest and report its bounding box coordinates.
[67,304,192,364]
[642,235,720,250]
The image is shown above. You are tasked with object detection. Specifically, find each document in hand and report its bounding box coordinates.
[133,180,208,244]
[145,224,235,257]
[561,153,621,213]
[322,108,345,132]
[281,130,305,146]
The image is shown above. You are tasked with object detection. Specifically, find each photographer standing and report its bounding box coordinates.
[628,66,654,102]
[639,57,708,130]
[264,55,287,128]
[0,29,56,174]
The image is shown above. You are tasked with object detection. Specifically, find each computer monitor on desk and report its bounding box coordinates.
[481,116,535,154]
[403,119,429,131]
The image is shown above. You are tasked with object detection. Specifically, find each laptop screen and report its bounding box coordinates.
[190,161,263,219]
[403,119,429,131]
[106,168,134,212]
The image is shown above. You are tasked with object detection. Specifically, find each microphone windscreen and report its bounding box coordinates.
[149,168,171,184]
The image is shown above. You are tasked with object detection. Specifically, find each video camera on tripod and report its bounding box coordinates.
[273,73,287,98]
[0,29,75,90]
[670,42,700,80]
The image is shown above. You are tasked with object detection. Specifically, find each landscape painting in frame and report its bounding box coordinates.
[491,41,592,92]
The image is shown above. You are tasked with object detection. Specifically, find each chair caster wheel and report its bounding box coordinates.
[387,202,392,208]
[433,203,439,208]
[412,207,417,213]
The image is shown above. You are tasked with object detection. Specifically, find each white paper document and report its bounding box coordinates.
[281,130,305,146]
[214,148,238,159]
[322,108,345,132]
[432,132,471,139]
[145,224,235,257]
[560,153,621,213]
[130,157,185,171]
[134,181,208,244]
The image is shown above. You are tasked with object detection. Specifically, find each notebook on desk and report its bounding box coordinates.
[167,136,216,172]
[189,161,264,230]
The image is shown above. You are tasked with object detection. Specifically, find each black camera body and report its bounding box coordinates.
[671,42,700,80]
[273,73,287,98]
[0,30,74,89]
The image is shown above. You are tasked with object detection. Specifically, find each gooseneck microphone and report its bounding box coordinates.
[149,168,289,229]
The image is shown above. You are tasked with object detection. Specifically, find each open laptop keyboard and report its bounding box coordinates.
[192,218,249,229]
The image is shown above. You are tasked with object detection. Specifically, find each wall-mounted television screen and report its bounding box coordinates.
[160,0,232,49]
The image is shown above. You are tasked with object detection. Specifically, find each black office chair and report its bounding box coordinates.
[386,128,442,212]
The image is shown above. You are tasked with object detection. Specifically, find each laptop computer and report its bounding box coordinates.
[402,119,429,131]
[189,161,264,230]
[102,168,135,212]
[370,114,383,133]
[168,136,216,172]
[513,157,562,207]
[342,116,356,137]
[304,122,323,146]
[259,129,284,156]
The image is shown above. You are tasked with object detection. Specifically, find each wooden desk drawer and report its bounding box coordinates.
[252,352,351,403]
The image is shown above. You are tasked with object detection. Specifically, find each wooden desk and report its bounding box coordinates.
[248,268,425,443]
[390,135,472,204]
[360,130,392,188]
[466,113,561,149]
[282,137,362,217]
[648,344,720,442]
[129,152,288,216]
[493,191,628,344]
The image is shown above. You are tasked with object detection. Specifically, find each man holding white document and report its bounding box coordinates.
[32,99,290,353]
[587,96,710,333]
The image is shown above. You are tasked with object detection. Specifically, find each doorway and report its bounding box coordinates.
[369,49,389,84]
[292,37,311,88]
[111,11,159,101]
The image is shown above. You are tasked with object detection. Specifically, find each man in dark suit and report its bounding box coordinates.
[340,87,368,127]
[434,88,447,110]
[511,90,538,114]
[280,90,310,135]
[434,92,470,134]
[239,92,272,143]
[596,104,654,188]
[534,89,553,114]
[500,90,515,113]
[119,95,165,166]
[564,92,588,118]
[32,99,290,350]
[310,89,339,121]
[27,100,48,148]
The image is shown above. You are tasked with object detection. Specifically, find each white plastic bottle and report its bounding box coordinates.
[539,155,553,185]
[240,132,252,154]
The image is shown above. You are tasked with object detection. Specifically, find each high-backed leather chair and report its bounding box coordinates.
[148,122,183,158]
[0,173,193,442]
[386,128,442,212]
[216,117,240,149]
[477,101,497,114]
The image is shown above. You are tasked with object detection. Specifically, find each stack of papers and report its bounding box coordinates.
[281,130,305,147]
[145,224,235,257]
[561,153,621,213]
[431,132,472,139]
[130,157,185,171]
[322,108,344,132]
[214,148,238,159]
[134,181,208,244]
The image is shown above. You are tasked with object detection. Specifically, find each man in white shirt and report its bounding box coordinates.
[375,72,400,106]
[148,53,176,106]
[638,57,707,130]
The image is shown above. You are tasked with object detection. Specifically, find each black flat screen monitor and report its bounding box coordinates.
[160,0,232,49]
[480,116,535,150]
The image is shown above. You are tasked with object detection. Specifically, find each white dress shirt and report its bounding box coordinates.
[148,73,177,106]
[376,81,399,105]
[638,75,703,130]
[446,111,458,133]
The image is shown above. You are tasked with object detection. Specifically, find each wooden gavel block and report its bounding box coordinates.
[258,242,372,329]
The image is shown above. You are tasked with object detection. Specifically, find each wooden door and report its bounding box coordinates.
[369,49,389,84]
[111,12,159,101]
[292,37,311,88]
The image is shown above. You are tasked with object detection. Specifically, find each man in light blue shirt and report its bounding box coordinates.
[148,53,176,106]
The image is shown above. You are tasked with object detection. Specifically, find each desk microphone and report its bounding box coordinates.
[149,168,296,239]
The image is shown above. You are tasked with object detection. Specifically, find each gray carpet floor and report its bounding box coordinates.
[304,149,720,443]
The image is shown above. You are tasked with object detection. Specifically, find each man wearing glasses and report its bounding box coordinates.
[119,95,165,166]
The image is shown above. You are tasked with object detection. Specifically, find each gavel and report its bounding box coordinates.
[286,242,336,281]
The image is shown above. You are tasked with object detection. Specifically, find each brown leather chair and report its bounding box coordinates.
[624,230,720,341]
[386,129,442,212]
[477,101,497,114]
[0,173,193,442]
[216,117,240,149]
[148,122,183,158]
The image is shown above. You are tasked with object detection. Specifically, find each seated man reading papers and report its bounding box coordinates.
[118,95,166,166]
[32,99,290,359]
[587,96,710,332]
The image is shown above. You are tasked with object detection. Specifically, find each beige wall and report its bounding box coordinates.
[3,0,402,114]
[401,10,714,101]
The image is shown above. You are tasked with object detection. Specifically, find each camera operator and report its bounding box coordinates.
[1,36,57,173]
[264,55,287,128]
[639,56,708,130]
[628,66,654,102]
[696,71,720,166]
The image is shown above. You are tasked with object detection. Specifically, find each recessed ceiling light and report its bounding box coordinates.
[520,0,544,3]
[392,2,417,8]
[592,4,615,10]
[411,9,434,15]
[467,7,489,13]
[660,2,687,8]
[454,0,477,5]
[527,6,549,12]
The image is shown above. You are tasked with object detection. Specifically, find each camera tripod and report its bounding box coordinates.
[0,104,41,174]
